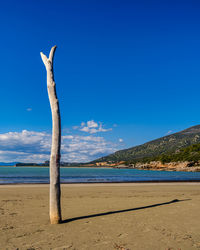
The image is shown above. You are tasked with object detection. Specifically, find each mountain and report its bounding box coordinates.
[94,125,200,163]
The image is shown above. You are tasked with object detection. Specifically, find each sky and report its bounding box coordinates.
[0,0,200,163]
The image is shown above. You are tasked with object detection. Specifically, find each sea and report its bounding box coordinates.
[0,167,200,184]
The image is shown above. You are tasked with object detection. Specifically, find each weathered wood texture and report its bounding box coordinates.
[40,46,62,224]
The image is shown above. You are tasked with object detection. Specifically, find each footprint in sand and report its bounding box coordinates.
[117,233,128,238]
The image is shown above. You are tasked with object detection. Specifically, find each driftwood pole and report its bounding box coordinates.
[40,46,62,224]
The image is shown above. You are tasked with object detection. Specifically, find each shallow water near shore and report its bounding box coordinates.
[1,166,200,184]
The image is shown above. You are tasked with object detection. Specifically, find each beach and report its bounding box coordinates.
[1,183,200,250]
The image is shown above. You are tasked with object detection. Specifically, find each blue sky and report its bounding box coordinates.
[0,0,200,162]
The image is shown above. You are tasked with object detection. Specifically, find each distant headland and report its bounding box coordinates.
[2,125,200,172]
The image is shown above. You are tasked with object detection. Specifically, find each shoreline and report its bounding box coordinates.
[1,181,200,187]
[1,164,200,172]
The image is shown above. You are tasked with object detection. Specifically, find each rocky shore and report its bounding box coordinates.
[124,161,200,172]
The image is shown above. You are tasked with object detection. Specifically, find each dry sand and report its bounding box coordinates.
[0,183,200,250]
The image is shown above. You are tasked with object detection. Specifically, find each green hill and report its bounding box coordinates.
[94,125,200,163]
[152,143,200,164]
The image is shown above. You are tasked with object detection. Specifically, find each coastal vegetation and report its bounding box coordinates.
[94,125,200,163]
[122,143,200,165]
[148,143,200,164]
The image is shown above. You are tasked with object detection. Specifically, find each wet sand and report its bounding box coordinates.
[1,183,200,250]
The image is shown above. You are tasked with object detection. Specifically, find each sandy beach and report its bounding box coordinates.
[1,183,200,250]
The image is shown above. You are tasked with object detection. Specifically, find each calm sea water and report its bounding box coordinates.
[0,167,200,184]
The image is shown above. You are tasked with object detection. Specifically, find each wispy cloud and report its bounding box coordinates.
[74,120,112,134]
[26,108,32,112]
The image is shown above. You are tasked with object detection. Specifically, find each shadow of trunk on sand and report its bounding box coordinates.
[62,198,190,224]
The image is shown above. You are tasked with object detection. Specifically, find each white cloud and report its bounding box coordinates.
[87,120,98,128]
[26,108,32,112]
[119,138,123,143]
[166,130,173,135]
[80,126,90,133]
[0,130,118,163]
[76,120,112,134]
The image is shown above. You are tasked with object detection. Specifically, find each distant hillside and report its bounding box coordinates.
[94,125,200,163]
[152,142,200,164]
[0,162,19,166]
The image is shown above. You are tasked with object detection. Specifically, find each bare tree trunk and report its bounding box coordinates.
[40,46,62,224]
